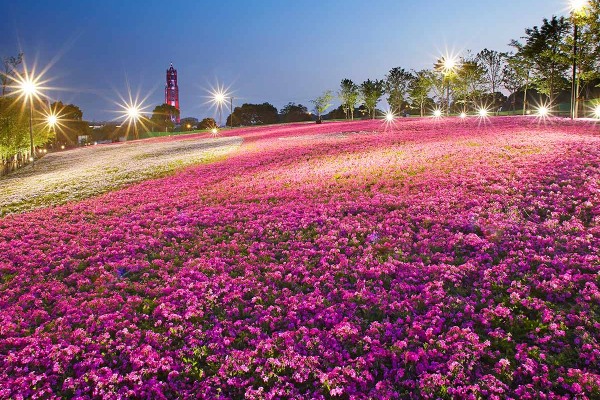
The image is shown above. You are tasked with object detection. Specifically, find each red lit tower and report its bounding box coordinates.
[165,63,180,123]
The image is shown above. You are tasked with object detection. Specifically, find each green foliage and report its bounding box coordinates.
[279,102,312,123]
[359,79,385,119]
[409,70,436,117]
[49,101,90,145]
[198,117,217,130]
[338,79,360,120]
[179,117,199,131]
[150,103,180,132]
[310,90,334,119]
[511,16,572,101]
[453,54,487,111]
[385,68,413,113]
[0,96,52,159]
[227,103,278,126]
[477,49,508,95]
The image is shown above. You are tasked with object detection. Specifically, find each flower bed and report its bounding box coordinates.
[0,117,599,398]
[0,136,243,216]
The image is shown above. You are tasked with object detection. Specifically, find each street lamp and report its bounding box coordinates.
[212,91,235,127]
[478,108,490,118]
[437,55,460,115]
[537,106,550,118]
[569,0,589,119]
[46,112,59,149]
[19,78,39,167]
[126,105,141,139]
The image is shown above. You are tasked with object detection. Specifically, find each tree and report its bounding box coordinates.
[1,53,23,96]
[150,103,180,132]
[90,123,120,142]
[359,79,385,119]
[570,2,600,116]
[310,90,334,122]
[49,101,90,145]
[477,49,507,99]
[385,68,413,114]
[434,56,460,113]
[180,117,199,131]
[198,117,217,130]
[454,53,486,111]
[338,79,360,120]
[1,96,52,161]
[227,103,278,126]
[502,54,530,112]
[408,70,435,117]
[511,16,572,104]
[279,102,312,123]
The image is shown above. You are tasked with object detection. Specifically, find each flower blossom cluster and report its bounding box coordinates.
[0,136,242,216]
[0,117,599,398]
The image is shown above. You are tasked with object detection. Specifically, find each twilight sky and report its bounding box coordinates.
[1,0,571,122]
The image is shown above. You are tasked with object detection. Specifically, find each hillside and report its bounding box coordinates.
[1,117,599,398]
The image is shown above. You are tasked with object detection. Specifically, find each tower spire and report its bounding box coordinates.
[165,63,180,123]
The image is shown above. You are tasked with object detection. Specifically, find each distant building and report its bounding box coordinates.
[165,63,180,123]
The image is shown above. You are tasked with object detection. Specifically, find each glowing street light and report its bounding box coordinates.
[436,54,460,115]
[594,105,600,119]
[45,112,60,149]
[211,128,219,136]
[536,106,550,118]
[385,111,395,122]
[569,0,589,119]
[210,87,235,128]
[47,114,58,127]
[460,112,467,119]
[433,109,443,118]
[478,108,490,118]
[16,77,41,167]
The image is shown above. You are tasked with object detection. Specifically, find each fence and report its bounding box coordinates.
[1,151,33,177]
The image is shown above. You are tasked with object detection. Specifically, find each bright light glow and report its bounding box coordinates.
[570,0,589,13]
[61,145,65,150]
[537,106,550,117]
[126,106,141,122]
[594,105,600,119]
[214,92,226,104]
[433,109,443,118]
[460,112,467,119]
[385,111,395,122]
[47,114,58,127]
[211,128,219,135]
[439,55,460,75]
[19,79,38,97]
[478,108,490,117]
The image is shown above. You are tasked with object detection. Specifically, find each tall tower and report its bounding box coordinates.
[165,63,180,123]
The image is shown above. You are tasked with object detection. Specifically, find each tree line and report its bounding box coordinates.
[311,2,600,118]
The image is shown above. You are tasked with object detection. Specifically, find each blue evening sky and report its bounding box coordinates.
[1,0,571,121]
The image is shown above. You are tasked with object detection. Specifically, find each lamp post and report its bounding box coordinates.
[126,105,141,139]
[19,79,39,167]
[47,113,58,149]
[212,90,235,128]
[570,0,589,119]
[437,56,459,115]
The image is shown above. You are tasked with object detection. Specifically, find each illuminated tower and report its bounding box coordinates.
[165,63,180,123]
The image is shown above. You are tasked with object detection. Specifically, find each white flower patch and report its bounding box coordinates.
[0,136,243,215]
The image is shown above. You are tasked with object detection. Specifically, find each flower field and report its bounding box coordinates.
[0,136,243,216]
[1,117,600,399]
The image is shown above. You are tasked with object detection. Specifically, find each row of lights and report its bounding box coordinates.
[385,104,600,121]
